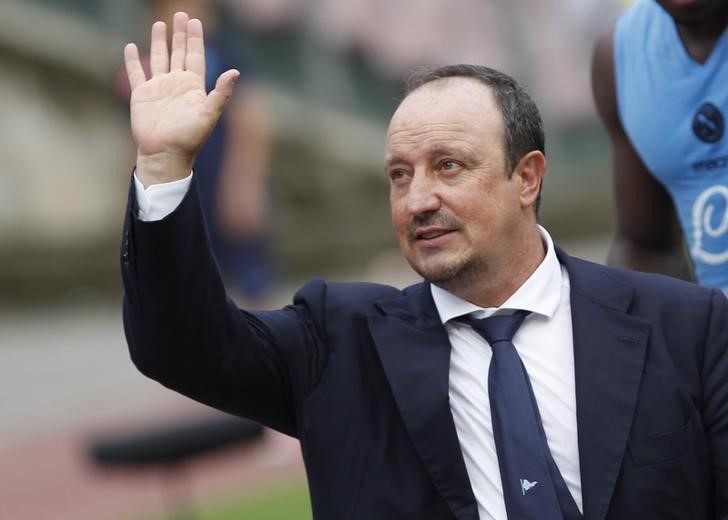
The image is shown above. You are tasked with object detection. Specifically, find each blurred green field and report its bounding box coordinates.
[203,480,311,520]
[143,479,311,520]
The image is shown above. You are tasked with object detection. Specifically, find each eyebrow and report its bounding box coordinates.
[384,156,400,169]
[384,145,470,170]
[428,146,464,160]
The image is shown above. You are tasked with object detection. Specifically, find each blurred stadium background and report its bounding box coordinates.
[0,0,623,518]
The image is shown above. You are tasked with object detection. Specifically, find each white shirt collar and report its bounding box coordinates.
[431,225,562,324]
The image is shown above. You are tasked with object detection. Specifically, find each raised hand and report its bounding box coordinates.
[124,12,239,187]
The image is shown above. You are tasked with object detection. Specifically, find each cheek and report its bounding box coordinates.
[390,202,407,233]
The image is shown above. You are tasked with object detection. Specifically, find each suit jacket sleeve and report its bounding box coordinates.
[120,175,328,437]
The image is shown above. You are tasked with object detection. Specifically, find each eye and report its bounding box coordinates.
[440,159,462,173]
[389,169,409,183]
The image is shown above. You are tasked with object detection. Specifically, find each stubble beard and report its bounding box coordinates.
[411,249,489,295]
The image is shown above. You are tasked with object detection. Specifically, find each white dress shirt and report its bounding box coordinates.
[134,172,192,222]
[432,226,582,520]
[135,176,583,517]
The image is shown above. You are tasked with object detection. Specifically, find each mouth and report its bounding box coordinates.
[413,227,455,242]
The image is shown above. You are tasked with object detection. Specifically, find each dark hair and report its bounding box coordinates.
[405,64,545,181]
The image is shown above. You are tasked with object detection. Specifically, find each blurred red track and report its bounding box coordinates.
[0,400,304,520]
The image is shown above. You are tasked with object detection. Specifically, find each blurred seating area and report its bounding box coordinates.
[0,0,619,306]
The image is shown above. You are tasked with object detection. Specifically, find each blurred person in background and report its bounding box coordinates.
[121,12,728,519]
[117,0,275,306]
[592,0,728,295]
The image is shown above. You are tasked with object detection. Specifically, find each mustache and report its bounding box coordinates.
[407,211,462,239]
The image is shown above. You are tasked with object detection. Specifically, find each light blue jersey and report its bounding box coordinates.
[615,0,728,294]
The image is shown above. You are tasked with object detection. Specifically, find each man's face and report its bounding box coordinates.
[385,78,526,291]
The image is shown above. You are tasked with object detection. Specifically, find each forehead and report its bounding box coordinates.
[386,77,504,153]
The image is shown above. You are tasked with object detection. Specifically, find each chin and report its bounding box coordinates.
[658,0,725,23]
[410,255,474,287]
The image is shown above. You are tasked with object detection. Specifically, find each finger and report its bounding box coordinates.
[149,21,169,76]
[185,18,205,78]
[169,11,189,71]
[205,69,240,117]
[124,43,147,90]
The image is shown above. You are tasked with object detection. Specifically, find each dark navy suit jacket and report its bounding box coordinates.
[122,178,728,519]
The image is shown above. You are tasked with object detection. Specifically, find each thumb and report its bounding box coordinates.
[206,69,240,117]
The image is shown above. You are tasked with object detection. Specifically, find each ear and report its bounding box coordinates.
[513,151,546,210]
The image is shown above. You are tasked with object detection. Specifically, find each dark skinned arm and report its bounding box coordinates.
[591,25,693,281]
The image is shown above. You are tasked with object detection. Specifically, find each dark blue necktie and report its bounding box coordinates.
[460,311,581,520]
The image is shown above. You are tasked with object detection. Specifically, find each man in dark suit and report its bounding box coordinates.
[122,12,728,519]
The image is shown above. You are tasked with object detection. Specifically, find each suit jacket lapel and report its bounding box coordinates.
[368,282,478,520]
[558,250,650,520]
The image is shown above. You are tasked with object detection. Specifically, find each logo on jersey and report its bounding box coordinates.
[692,185,728,265]
[693,103,724,143]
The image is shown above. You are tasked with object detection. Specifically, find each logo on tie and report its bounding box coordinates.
[520,479,538,495]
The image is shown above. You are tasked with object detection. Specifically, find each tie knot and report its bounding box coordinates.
[461,310,530,345]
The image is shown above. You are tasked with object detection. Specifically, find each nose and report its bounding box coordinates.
[405,172,440,217]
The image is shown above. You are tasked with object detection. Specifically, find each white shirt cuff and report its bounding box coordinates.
[134,171,193,221]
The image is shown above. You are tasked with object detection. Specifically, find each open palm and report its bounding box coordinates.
[125,12,238,182]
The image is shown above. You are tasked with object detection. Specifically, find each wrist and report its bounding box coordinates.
[136,152,194,188]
